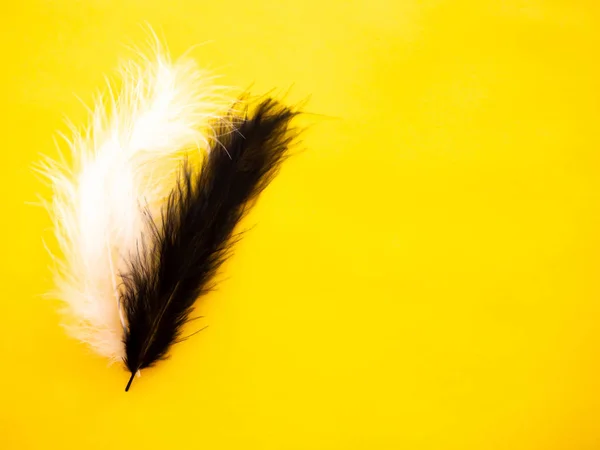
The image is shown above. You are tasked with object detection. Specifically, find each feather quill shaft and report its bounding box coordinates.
[122,98,298,389]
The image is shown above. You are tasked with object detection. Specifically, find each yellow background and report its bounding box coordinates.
[1,1,600,448]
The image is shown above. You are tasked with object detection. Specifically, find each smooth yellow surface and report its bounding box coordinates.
[2,1,600,448]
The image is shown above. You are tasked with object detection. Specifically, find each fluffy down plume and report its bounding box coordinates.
[38,43,227,363]
[122,98,298,390]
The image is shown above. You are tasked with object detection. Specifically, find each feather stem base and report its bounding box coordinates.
[125,372,136,392]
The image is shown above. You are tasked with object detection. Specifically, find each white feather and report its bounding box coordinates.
[38,41,228,363]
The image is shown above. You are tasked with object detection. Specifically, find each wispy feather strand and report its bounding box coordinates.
[122,98,298,390]
[38,44,227,362]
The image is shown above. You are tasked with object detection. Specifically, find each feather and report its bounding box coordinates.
[38,44,226,363]
[121,98,299,390]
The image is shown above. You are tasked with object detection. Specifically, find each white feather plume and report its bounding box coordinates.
[38,40,228,363]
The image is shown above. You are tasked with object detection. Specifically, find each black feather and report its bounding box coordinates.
[121,98,298,391]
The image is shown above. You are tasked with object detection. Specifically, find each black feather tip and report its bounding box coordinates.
[121,98,299,390]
